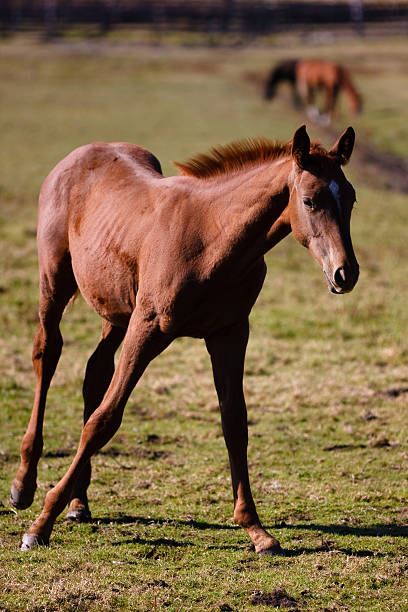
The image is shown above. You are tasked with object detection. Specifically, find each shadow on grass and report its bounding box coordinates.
[93,515,408,538]
[282,546,390,558]
[273,522,408,538]
[111,538,242,556]
[111,536,192,547]
[91,515,407,557]
[111,538,242,551]
[93,514,237,530]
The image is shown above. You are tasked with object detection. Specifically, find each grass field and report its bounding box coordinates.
[1,32,408,611]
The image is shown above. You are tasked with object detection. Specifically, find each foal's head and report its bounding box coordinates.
[288,125,359,294]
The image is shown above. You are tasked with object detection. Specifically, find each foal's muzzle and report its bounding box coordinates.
[325,264,359,294]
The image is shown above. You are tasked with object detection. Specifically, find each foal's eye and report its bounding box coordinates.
[303,197,314,208]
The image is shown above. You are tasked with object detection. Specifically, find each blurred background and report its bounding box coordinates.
[1,1,408,39]
[1,0,408,179]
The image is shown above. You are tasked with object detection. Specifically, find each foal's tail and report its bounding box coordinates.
[339,67,362,116]
[264,59,298,100]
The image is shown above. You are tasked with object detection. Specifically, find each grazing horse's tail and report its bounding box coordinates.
[339,67,362,116]
[65,289,80,311]
[264,59,298,100]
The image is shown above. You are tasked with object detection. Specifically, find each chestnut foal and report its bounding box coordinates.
[11,125,359,553]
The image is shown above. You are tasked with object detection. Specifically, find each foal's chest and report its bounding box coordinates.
[158,259,267,338]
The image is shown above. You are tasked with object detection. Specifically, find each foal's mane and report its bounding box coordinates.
[174,137,328,179]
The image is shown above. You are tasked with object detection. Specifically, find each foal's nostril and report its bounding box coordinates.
[334,266,347,288]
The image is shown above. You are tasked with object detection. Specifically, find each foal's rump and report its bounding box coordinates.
[37,142,163,325]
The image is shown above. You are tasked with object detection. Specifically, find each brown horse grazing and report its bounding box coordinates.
[11,125,359,554]
[265,59,362,125]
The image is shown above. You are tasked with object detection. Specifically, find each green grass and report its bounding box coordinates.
[1,33,408,611]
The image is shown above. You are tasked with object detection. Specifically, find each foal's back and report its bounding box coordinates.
[38,142,164,326]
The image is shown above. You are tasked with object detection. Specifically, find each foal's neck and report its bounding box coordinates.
[207,159,292,259]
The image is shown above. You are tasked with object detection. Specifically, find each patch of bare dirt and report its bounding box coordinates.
[250,588,299,609]
[369,433,391,448]
[381,387,408,398]
[353,139,408,193]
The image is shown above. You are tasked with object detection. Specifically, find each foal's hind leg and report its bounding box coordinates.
[205,320,282,555]
[10,254,77,510]
[66,320,126,522]
[20,311,172,549]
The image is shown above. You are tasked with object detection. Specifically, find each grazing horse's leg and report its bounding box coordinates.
[324,84,339,124]
[66,320,127,523]
[298,81,319,122]
[10,255,77,510]
[20,312,172,550]
[205,320,282,555]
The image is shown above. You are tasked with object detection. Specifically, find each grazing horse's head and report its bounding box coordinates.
[288,125,359,294]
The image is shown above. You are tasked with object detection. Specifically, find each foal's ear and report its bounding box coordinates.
[291,124,310,169]
[330,126,355,165]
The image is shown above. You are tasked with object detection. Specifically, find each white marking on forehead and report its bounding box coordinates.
[329,179,342,220]
[329,180,340,204]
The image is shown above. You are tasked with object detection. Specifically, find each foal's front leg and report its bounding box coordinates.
[20,312,172,550]
[205,320,282,555]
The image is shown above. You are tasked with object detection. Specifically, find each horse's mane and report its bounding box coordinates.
[174,137,330,179]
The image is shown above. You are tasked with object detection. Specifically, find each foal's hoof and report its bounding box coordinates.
[20,533,48,551]
[66,507,92,523]
[255,537,284,556]
[257,543,284,556]
[10,482,36,510]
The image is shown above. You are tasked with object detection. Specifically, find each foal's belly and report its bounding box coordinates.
[71,252,136,328]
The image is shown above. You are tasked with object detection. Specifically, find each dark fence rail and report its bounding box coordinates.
[1,1,408,35]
